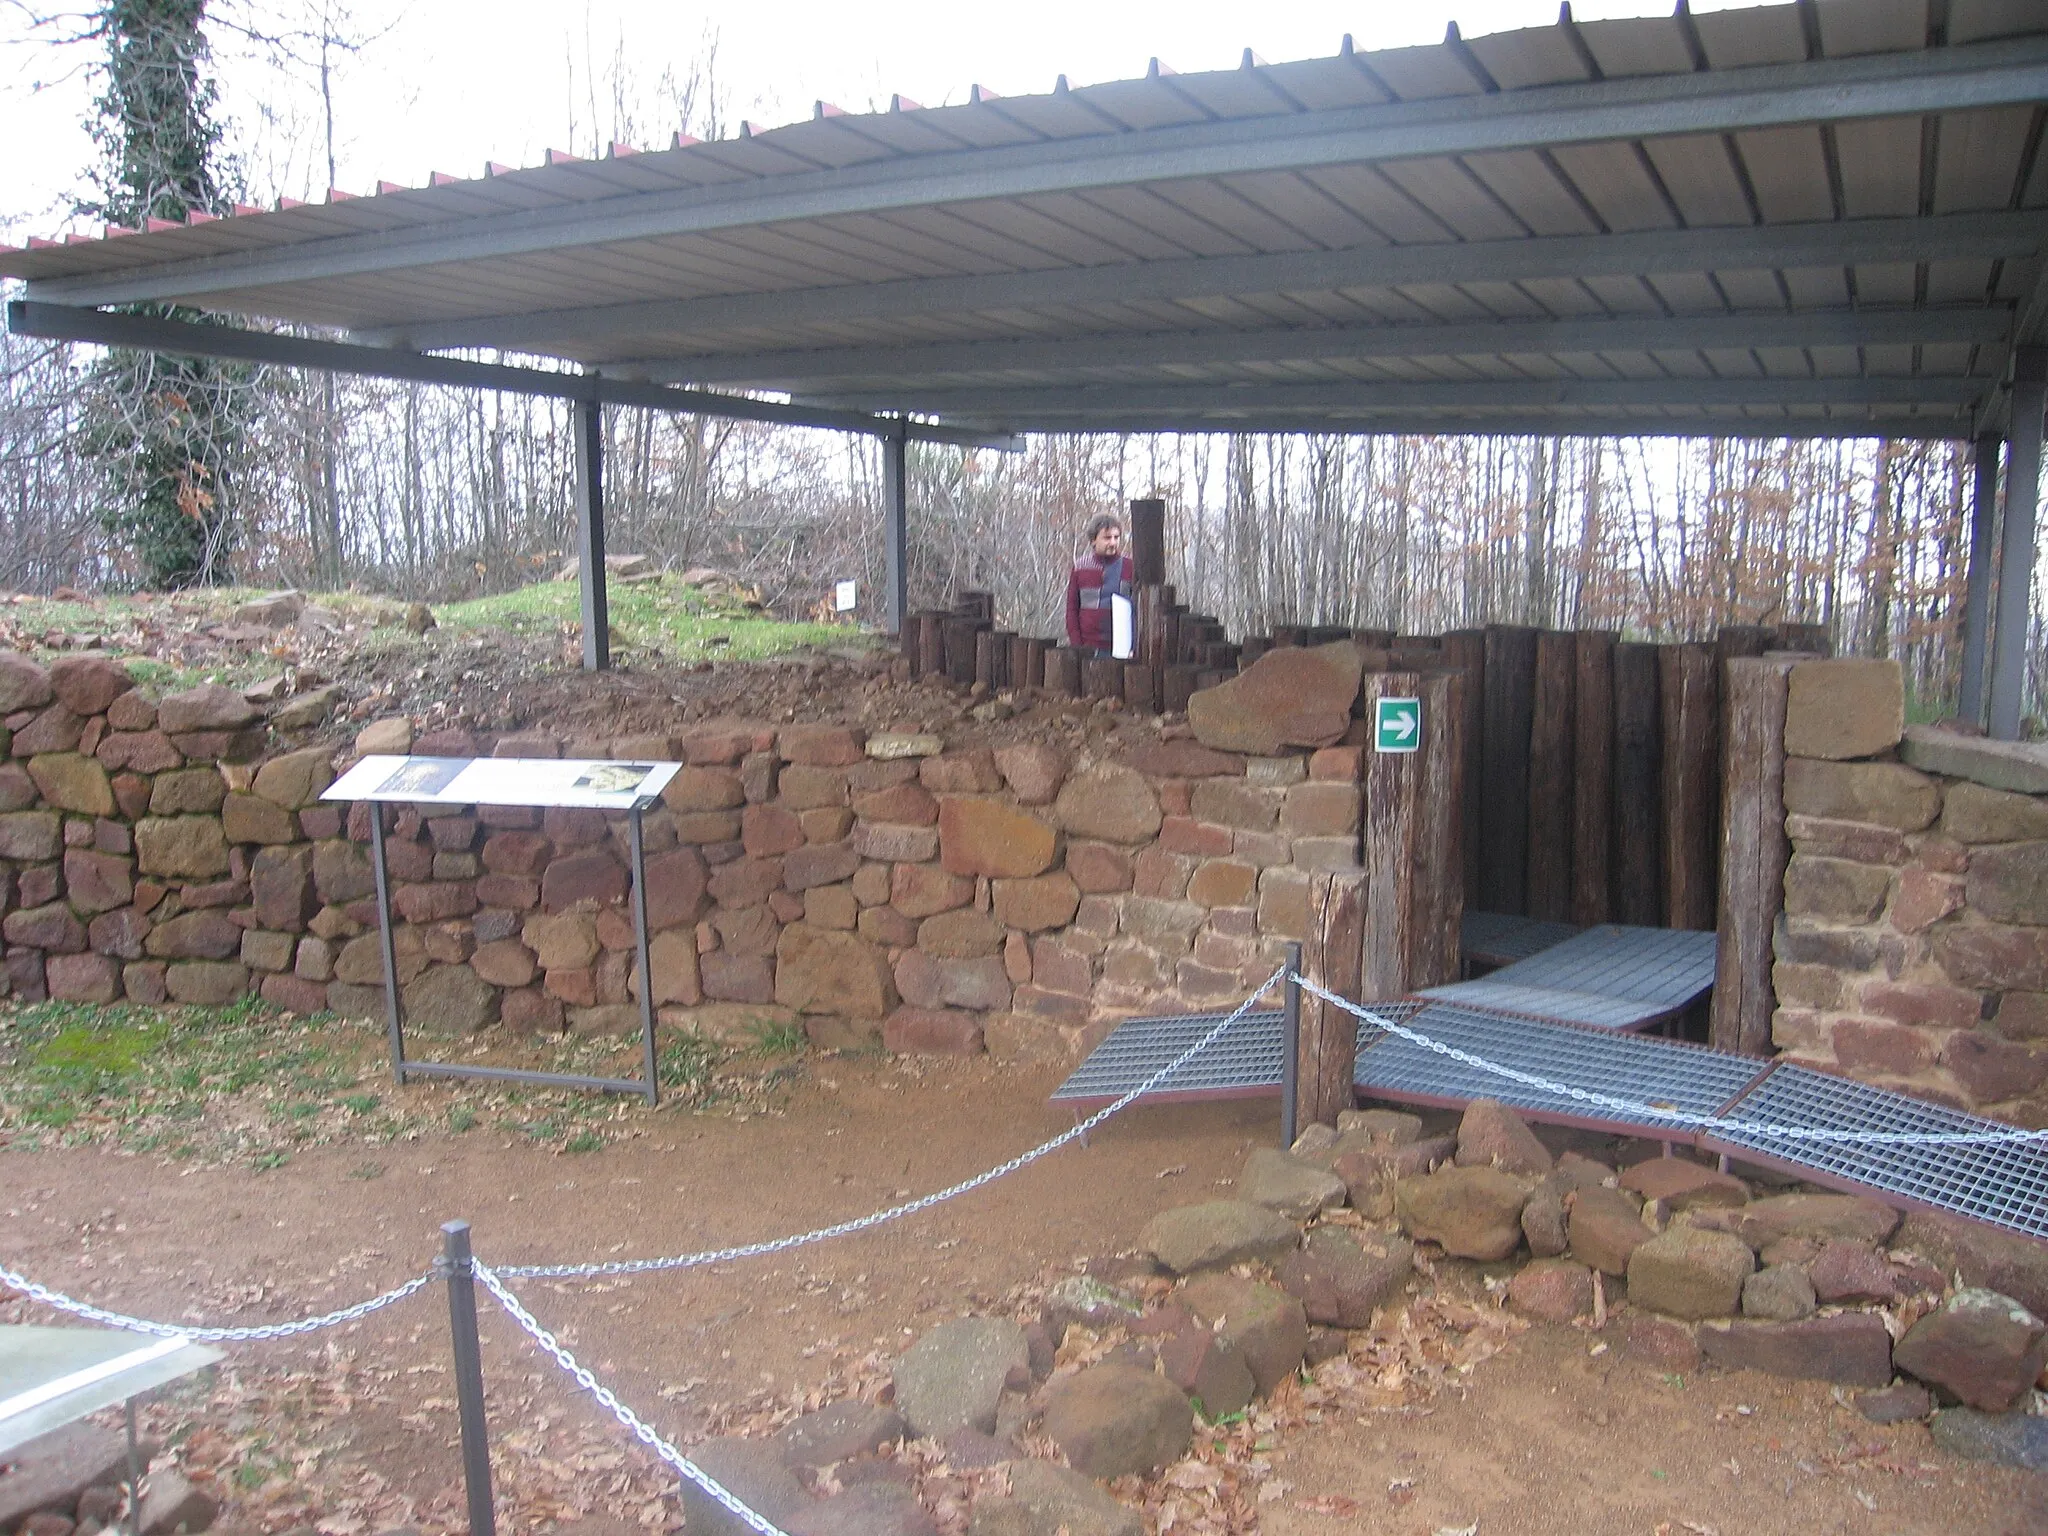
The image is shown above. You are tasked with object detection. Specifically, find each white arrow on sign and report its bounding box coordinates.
[1387,709,1417,742]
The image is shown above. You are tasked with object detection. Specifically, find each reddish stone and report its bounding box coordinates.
[421,921,475,965]
[502,987,566,1034]
[1892,868,1965,933]
[920,749,1003,793]
[1937,923,2048,992]
[1508,1258,1595,1323]
[1832,1017,1938,1076]
[169,726,266,762]
[707,855,784,908]
[481,830,552,875]
[1158,817,1233,857]
[1945,1030,2048,1103]
[1132,846,1193,900]
[1912,834,1971,874]
[541,849,627,911]
[890,862,972,918]
[146,909,244,960]
[4,948,44,1000]
[395,881,479,923]
[643,847,709,930]
[106,689,155,730]
[852,782,939,826]
[543,805,611,847]
[16,863,60,908]
[742,804,807,856]
[111,772,151,822]
[297,805,342,840]
[701,950,775,1003]
[883,1006,983,1054]
[1067,842,1134,893]
[1157,781,1192,816]
[1786,814,1909,865]
[250,845,315,931]
[260,972,331,1015]
[1893,1290,2048,1412]
[476,873,541,909]
[1807,1242,1905,1305]
[0,762,34,811]
[857,904,917,947]
[1014,984,1091,1023]
[992,741,1068,805]
[11,704,83,757]
[1568,1186,1649,1276]
[88,907,151,960]
[62,848,132,914]
[96,730,181,773]
[1860,979,1981,1032]
[1121,741,1245,779]
[427,815,478,852]
[768,888,806,923]
[1308,745,1363,782]
[1619,1314,1701,1372]
[681,726,756,765]
[479,804,540,829]
[119,960,163,1003]
[5,902,84,951]
[46,950,119,1002]
[779,723,865,766]
[664,766,746,812]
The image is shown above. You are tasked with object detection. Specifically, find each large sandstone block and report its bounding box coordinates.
[1176,1272,1309,1398]
[1043,1364,1191,1478]
[891,1317,1028,1436]
[990,872,1080,932]
[1053,764,1161,844]
[937,797,1056,878]
[1627,1226,1755,1320]
[1140,1201,1298,1273]
[135,815,229,878]
[1697,1312,1893,1386]
[1783,759,1939,832]
[1783,855,1892,923]
[1902,723,2048,795]
[1942,781,2048,844]
[1784,658,1904,760]
[158,681,259,733]
[776,923,896,1018]
[1275,1226,1413,1327]
[27,752,114,816]
[1395,1166,1532,1261]
[1967,841,2048,925]
[1937,923,2048,992]
[1186,642,1363,754]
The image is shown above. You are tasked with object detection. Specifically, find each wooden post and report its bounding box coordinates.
[1440,630,1487,917]
[1296,869,1366,1130]
[1048,648,1082,698]
[1660,642,1720,931]
[1410,668,1465,987]
[1019,637,1047,690]
[1479,625,1538,915]
[1128,498,1166,585]
[974,630,999,691]
[943,618,978,685]
[1122,662,1160,714]
[1083,656,1124,700]
[1361,671,1423,1000]
[1525,631,1577,923]
[1571,631,1617,927]
[915,613,944,680]
[1775,621,1833,656]
[1714,656,1795,1055]
[1612,642,1664,926]
[1164,663,1203,713]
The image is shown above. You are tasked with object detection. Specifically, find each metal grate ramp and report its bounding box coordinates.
[1423,924,1719,1031]
[1049,1008,1287,1106]
[1353,999,1761,1135]
[1700,1064,2048,1242]
[1461,911,1581,970]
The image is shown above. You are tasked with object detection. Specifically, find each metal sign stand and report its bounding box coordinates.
[330,756,681,1106]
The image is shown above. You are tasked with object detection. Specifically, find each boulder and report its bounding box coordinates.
[1626,1225,1755,1320]
[1507,1258,1596,1323]
[993,742,1067,805]
[937,798,1057,878]
[1928,1408,2048,1472]
[1724,1192,1899,1249]
[787,1486,938,1536]
[1238,1147,1347,1220]
[890,1317,1029,1436]
[1806,1242,1905,1305]
[1155,1316,1256,1420]
[1053,765,1162,845]
[775,1402,906,1468]
[1566,1186,1650,1276]
[1520,1185,1568,1258]
[975,1459,1141,1536]
[1395,1166,1531,1261]
[1139,1201,1298,1274]
[1617,1158,1749,1210]
[776,924,897,1018]
[1696,1312,1893,1387]
[1186,642,1363,755]
[1892,1289,2048,1413]
[158,682,259,734]
[1274,1226,1413,1327]
[1741,1264,1817,1321]
[1454,1098,1553,1176]
[1041,1364,1192,1479]
[1175,1273,1308,1398]
[680,1437,809,1536]
[1895,1210,2048,1320]
[1042,1276,1144,1335]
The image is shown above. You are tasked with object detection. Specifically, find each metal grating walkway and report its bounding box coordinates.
[1461,911,1581,970]
[1422,924,1719,1032]
[1050,992,2048,1240]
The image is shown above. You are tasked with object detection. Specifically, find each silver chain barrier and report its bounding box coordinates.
[499,966,1292,1279]
[1308,975,2048,1147]
[472,1258,792,1536]
[0,1259,437,1341]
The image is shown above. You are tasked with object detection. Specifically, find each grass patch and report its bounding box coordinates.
[748,1019,809,1057]
[434,577,859,662]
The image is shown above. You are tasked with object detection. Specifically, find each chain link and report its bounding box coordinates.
[500,967,1291,1279]
[1306,975,2048,1147]
[472,1259,792,1536]
[0,1259,437,1341]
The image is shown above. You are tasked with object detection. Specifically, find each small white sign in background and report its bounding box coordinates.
[834,579,858,612]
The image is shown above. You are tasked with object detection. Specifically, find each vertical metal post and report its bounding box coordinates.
[370,808,407,1084]
[125,1397,141,1536]
[440,1221,498,1536]
[1959,434,2001,726]
[1990,350,2047,740]
[883,419,908,637]
[1281,941,1303,1150]
[629,801,660,1107]
[574,395,610,672]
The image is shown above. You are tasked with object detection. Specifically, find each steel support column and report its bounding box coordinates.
[1990,350,2047,739]
[574,397,609,672]
[884,419,908,637]
[1960,434,2002,725]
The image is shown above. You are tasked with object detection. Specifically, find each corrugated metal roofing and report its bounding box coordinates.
[7,1,2047,439]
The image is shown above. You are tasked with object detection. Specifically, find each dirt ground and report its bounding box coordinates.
[5,1052,2046,1536]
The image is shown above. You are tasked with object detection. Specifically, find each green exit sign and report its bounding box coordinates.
[1375,696,1421,753]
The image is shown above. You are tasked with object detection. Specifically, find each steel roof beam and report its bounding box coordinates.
[976,413,1969,442]
[368,212,2048,354]
[5,302,1019,451]
[802,375,1990,417]
[628,307,2015,388]
[22,35,2048,311]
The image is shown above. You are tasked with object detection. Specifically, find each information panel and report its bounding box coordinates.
[324,755,681,810]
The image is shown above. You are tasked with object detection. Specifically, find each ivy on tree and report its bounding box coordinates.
[80,0,251,589]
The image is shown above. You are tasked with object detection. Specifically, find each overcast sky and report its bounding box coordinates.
[1,0,1779,241]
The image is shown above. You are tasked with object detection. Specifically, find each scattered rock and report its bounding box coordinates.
[976,1458,1142,1536]
[1566,1185,1649,1276]
[405,602,436,635]
[1175,1273,1309,1398]
[138,1471,218,1536]
[1185,642,1363,755]
[786,1485,937,1536]
[1336,1108,1422,1145]
[1042,1276,1143,1335]
[1806,1241,1904,1306]
[158,682,259,733]
[1238,1147,1348,1220]
[1618,1313,1701,1373]
[1741,1264,1817,1322]
[1725,1192,1900,1249]
[0,1423,130,1529]
[681,1437,809,1536]
[891,1317,1029,1437]
[1156,1319,1256,1419]
[355,716,413,755]
[1041,1364,1192,1478]
[1893,1288,2048,1413]
[1052,765,1161,845]
[1627,1225,1755,1321]
[866,733,943,760]
[1275,1226,1413,1326]
[1616,1158,1749,1210]
[1139,1201,1299,1274]
[1454,1098,1553,1176]
[233,590,304,628]
[1696,1312,1893,1387]
[775,1401,905,1468]
[1928,1407,2048,1472]
[1856,1382,1932,1425]
[1395,1166,1532,1261]
[1508,1258,1595,1323]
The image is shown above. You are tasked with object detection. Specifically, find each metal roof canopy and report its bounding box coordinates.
[6,0,2048,695]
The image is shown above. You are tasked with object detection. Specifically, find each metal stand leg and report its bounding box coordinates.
[126,1397,141,1536]
[371,809,407,1085]
[441,1221,497,1536]
[1281,942,1303,1150]
[629,803,660,1107]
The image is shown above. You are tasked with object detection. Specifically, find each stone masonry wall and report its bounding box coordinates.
[1771,657,2048,1125]
[0,648,1361,1057]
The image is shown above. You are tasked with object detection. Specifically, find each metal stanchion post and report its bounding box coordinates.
[1281,941,1302,1150]
[629,802,660,1107]
[370,807,407,1085]
[440,1221,497,1536]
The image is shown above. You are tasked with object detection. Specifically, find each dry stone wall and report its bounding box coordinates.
[1772,658,2048,1125]
[0,652,1360,1057]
